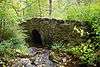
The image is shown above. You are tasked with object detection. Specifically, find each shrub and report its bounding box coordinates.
[0,0,28,60]
[67,43,96,64]
[51,42,97,64]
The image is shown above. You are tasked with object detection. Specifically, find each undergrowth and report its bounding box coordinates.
[51,42,98,64]
[0,0,28,60]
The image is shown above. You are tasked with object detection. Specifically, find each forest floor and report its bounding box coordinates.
[5,47,99,67]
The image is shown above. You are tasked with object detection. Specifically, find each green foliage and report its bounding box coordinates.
[0,40,16,59]
[67,43,96,64]
[0,37,28,60]
[0,0,28,59]
[51,42,65,51]
[52,1,100,33]
[51,42,97,64]
[10,0,48,20]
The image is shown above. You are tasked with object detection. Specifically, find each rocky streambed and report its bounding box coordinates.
[2,47,98,67]
[2,47,79,67]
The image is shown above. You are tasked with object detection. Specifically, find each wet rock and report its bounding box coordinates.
[10,58,35,67]
[29,47,56,67]
[10,47,57,67]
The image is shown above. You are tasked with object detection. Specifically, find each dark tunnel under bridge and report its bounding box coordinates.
[31,29,43,47]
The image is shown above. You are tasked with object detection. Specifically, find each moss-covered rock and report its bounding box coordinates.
[21,18,94,47]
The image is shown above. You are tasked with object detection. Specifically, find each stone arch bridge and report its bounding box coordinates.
[21,18,95,47]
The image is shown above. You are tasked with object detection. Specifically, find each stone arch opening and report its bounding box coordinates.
[31,29,43,47]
